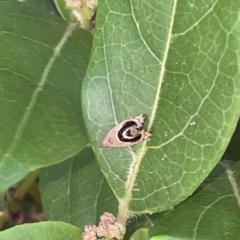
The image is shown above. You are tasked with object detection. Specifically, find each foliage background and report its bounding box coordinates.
[0,0,239,239]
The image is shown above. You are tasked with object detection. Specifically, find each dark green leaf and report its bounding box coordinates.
[149,161,240,240]
[40,147,118,228]
[0,0,92,191]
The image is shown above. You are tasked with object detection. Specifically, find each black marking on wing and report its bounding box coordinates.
[117,121,142,142]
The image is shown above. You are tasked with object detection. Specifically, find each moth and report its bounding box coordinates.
[100,114,151,147]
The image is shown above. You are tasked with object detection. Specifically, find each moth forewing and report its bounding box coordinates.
[100,114,151,148]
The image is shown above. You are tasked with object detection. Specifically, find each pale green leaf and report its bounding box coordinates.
[129,228,149,240]
[0,221,81,240]
[53,0,73,21]
[82,0,240,218]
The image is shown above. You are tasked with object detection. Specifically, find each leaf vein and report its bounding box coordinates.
[1,23,77,165]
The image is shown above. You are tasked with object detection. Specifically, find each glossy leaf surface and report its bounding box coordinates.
[0,0,92,191]
[82,0,240,216]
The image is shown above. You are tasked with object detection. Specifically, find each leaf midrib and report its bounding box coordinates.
[118,0,178,221]
[1,24,77,166]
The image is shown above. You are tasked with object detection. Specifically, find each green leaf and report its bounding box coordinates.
[0,0,92,191]
[82,0,240,218]
[40,147,118,228]
[129,228,149,240]
[0,221,81,240]
[149,161,240,239]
